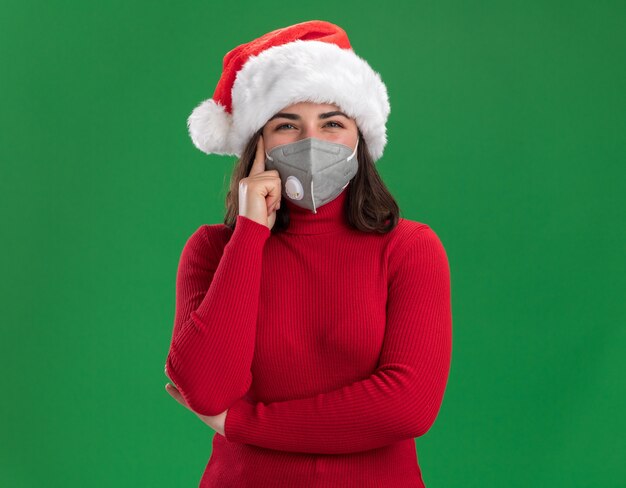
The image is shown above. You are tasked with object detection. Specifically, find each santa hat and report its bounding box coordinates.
[187,20,391,162]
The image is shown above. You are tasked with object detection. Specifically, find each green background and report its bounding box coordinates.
[1,0,624,486]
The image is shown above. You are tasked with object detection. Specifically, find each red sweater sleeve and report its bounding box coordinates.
[165,215,270,416]
[223,225,452,454]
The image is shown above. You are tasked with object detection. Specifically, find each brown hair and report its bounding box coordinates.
[223,128,400,234]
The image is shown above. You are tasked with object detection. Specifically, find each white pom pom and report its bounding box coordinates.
[187,99,238,156]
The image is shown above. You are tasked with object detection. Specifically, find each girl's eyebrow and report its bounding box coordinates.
[268,111,349,121]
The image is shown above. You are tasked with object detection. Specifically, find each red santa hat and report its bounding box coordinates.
[187,20,391,162]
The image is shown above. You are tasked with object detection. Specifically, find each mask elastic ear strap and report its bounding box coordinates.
[265,151,273,161]
[347,137,359,161]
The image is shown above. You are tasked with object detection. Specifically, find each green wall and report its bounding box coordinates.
[1,0,624,486]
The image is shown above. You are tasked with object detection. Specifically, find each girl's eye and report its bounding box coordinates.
[325,121,343,128]
[276,123,295,130]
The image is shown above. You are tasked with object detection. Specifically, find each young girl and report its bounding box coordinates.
[165,20,452,488]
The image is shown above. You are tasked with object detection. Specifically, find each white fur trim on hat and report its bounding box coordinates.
[187,98,237,156]
[230,40,390,162]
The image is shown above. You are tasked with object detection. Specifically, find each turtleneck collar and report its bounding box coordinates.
[282,183,352,235]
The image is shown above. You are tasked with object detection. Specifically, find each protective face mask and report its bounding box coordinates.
[264,137,359,213]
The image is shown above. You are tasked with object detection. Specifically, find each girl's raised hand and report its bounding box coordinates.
[238,135,281,230]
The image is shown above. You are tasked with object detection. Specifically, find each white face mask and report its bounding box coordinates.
[265,137,358,213]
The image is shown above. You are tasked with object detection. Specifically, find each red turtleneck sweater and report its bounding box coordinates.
[165,183,452,487]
